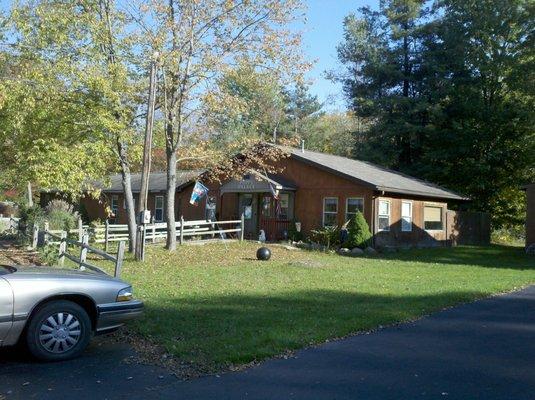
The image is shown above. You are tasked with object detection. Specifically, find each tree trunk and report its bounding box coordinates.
[27,181,33,207]
[137,55,158,214]
[117,139,137,253]
[165,149,177,250]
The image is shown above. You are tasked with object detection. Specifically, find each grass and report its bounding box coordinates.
[85,242,535,373]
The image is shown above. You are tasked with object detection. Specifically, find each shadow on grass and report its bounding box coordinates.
[134,288,507,369]
[370,244,535,270]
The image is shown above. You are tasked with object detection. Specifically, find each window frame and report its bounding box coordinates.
[377,199,391,232]
[111,195,119,217]
[423,204,445,231]
[322,197,339,227]
[154,195,165,222]
[345,197,364,223]
[279,193,290,220]
[401,200,413,232]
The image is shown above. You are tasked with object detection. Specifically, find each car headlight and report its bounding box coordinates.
[117,287,133,302]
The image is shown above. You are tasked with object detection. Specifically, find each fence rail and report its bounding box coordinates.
[44,229,125,278]
[24,216,243,272]
[0,214,19,233]
[91,216,244,249]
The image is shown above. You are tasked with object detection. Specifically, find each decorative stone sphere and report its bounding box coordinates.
[256,247,272,261]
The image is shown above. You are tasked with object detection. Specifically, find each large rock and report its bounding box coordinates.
[350,247,364,256]
[337,247,351,256]
[365,246,377,255]
[296,242,312,250]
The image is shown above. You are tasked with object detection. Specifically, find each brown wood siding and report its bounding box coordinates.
[373,195,449,247]
[272,157,375,234]
[526,184,535,248]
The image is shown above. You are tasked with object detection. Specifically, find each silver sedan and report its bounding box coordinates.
[0,265,143,361]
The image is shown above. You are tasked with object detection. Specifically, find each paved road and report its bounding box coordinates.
[1,286,534,400]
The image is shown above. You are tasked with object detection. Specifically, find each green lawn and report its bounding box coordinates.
[93,243,535,372]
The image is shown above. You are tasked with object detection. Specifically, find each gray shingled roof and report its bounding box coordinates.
[100,171,201,193]
[286,147,467,200]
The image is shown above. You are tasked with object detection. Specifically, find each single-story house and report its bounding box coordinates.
[524,183,535,249]
[42,146,477,248]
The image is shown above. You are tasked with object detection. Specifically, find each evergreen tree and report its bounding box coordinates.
[336,0,534,226]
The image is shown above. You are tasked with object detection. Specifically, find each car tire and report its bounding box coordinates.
[26,300,92,362]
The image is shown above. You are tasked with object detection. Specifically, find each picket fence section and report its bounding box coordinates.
[92,216,245,249]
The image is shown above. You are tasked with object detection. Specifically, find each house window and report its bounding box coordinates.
[111,195,119,218]
[345,198,364,223]
[378,200,390,231]
[401,201,412,232]
[262,195,272,217]
[279,193,289,220]
[155,196,164,222]
[424,205,443,230]
[323,197,338,227]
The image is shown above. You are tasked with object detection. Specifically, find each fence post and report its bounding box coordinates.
[240,213,245,242]
[79,234,88,269]
[104,220,109,252]
[78,218,83,242]
[31,224,39,249]
[114,241,125,278]
[58,231,67,267]
[179,215,184,245]
[10,214,14,233]
[43,221,49,244]
[151,218,156,243]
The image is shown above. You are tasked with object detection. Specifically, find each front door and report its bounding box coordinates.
[238,193,258,239]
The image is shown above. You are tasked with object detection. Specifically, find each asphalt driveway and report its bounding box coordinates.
[1,286,534,400]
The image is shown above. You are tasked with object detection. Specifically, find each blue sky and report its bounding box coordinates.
[299,0,378,110]
[1,0,379,111]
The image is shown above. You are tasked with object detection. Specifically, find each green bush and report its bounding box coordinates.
[491,225,525,246]
[45,199,79,230]
[18,205,46,231]
[345,211,372,249]
[18,200,79,233]
[310,226,340,248]
[47,209,78,231]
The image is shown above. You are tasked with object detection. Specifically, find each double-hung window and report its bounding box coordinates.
[323,197,338,227]
[424,205,443,230]
[401,201,412,232]
[155,196,164,222]
[345,198,364,223]
[378,200,390,231]
[111,195,119,218]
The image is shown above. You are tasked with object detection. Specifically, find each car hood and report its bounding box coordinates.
[1,265,120,282]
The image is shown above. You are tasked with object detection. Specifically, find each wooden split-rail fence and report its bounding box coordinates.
[0,214,19,233]
[26,216,245,274]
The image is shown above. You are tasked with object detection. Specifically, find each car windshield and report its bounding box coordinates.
[0,265,16,275]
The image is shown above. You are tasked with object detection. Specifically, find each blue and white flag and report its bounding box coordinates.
[190,181,209,206]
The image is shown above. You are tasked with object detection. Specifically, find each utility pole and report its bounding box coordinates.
[135,51,159,261]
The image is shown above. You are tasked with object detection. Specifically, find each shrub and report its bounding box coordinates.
[44,199,79,231]
[288,221,304,242]
[310,226,340,248]
[491,225,525,246]
[345,211,372,249]
[47,209,78,231]
[45,199,76,214]
[18,204,46,231]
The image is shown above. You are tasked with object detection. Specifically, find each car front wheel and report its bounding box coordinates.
[26,300,91,361]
